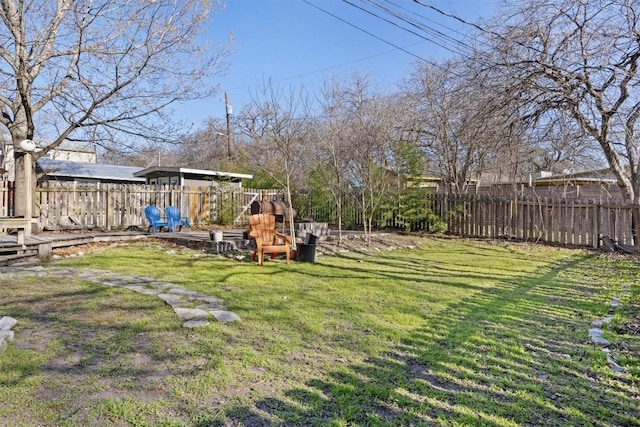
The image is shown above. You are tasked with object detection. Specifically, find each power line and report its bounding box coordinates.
[303,0,487,78]
[413,0,493,37]
[301,0,429,63]
[226,0,496,107]
[318,0,513,78]
[363,0,482,53]
[412,0,544,55]
[305,0,497,68]
[224,40,427,93]
[229,0,479,94]
[341,0,469,56]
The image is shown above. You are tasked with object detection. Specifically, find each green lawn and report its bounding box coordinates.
[0,237,638,426]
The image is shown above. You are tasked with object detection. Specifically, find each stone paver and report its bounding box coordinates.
[0,316,17,330]
[0,266,240,344]
[0,316,16,353]
[588,283,631,373]
[211,310,242,322]
[174,307,210,320]
[183,319,210,328]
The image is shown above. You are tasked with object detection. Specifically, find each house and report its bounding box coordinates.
[477,169,622,201]
[406,174,480,194]
[133,166,253,188]
[1,135,97,180]
[406,168,622,201]
[36,158,145,185]
[45,140,96,163]
[1,131,253,188]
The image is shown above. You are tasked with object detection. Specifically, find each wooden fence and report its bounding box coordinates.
[1,180,638,248]
[0,179,14,216]
[297,193,637,248]
[426,194,635,248]
[0,181,282,231]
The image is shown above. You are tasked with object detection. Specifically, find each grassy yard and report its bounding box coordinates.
[0,236,638,426]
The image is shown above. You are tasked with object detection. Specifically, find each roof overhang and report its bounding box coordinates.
[134,166,253,182]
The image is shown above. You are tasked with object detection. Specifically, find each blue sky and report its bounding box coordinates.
[176,0,498,129]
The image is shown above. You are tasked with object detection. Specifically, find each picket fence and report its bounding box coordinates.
[1,181,638,248]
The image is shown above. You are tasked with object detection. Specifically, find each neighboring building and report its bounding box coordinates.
[36,160,253,187]
[405,170,480,194]
[0,131,253,187]
[404,167,622,201]
[477,169,622,201]
[37,158,145,185]
[45,140,96,163]
[1,135,96,180]
[134,166,253,188]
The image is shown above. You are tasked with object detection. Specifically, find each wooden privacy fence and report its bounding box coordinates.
[425,194,635,248]
[291,192,638,249]
[29,182,282,231]
[2,179,638,249]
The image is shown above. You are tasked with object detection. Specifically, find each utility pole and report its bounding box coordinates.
[225,92,232,158]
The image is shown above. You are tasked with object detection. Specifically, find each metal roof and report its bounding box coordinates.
[134,166,253,181]
[37,158,145,183]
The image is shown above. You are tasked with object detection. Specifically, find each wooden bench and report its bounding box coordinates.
[0,217,31,245]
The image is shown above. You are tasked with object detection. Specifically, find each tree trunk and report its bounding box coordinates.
[335,197,343,246]
[13,151,34,219]
[632,203,640,247]
[285,188,297,251]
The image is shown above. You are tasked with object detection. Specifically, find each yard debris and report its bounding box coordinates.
[601,236,640,254]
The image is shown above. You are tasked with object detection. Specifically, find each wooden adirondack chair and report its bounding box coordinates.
[144,205,169,233]
[165,206,190,232]
[249,214,291,266]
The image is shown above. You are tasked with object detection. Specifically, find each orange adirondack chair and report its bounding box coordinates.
[248,214,291,266]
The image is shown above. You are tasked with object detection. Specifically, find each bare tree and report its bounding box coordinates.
[236,82,312,248]
[484,0,640,240]
[404,59,515,194]
[309,78,357,245]
[339,74,399,244]
[172,118,232,170]
[0,0,231,216]
[524,113,602,173]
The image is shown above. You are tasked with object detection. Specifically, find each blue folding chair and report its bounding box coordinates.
[144,205,169,233]
[165,206,190,232]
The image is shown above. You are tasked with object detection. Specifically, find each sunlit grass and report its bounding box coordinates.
[0,237,638,426]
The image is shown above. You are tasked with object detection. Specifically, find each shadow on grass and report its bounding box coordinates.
[0,278,194,393]
[216,253,639,426]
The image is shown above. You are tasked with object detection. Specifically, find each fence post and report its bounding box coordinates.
[106,187,112,230]
[592,201,600,249]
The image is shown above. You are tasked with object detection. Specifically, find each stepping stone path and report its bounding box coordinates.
[0,315,17,353]
[589,283,631,373]
[0,266,241,353]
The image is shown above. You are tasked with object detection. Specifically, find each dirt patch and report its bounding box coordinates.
[317,232,424,256]
[49,231,425,260]
[50,239,191,258]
